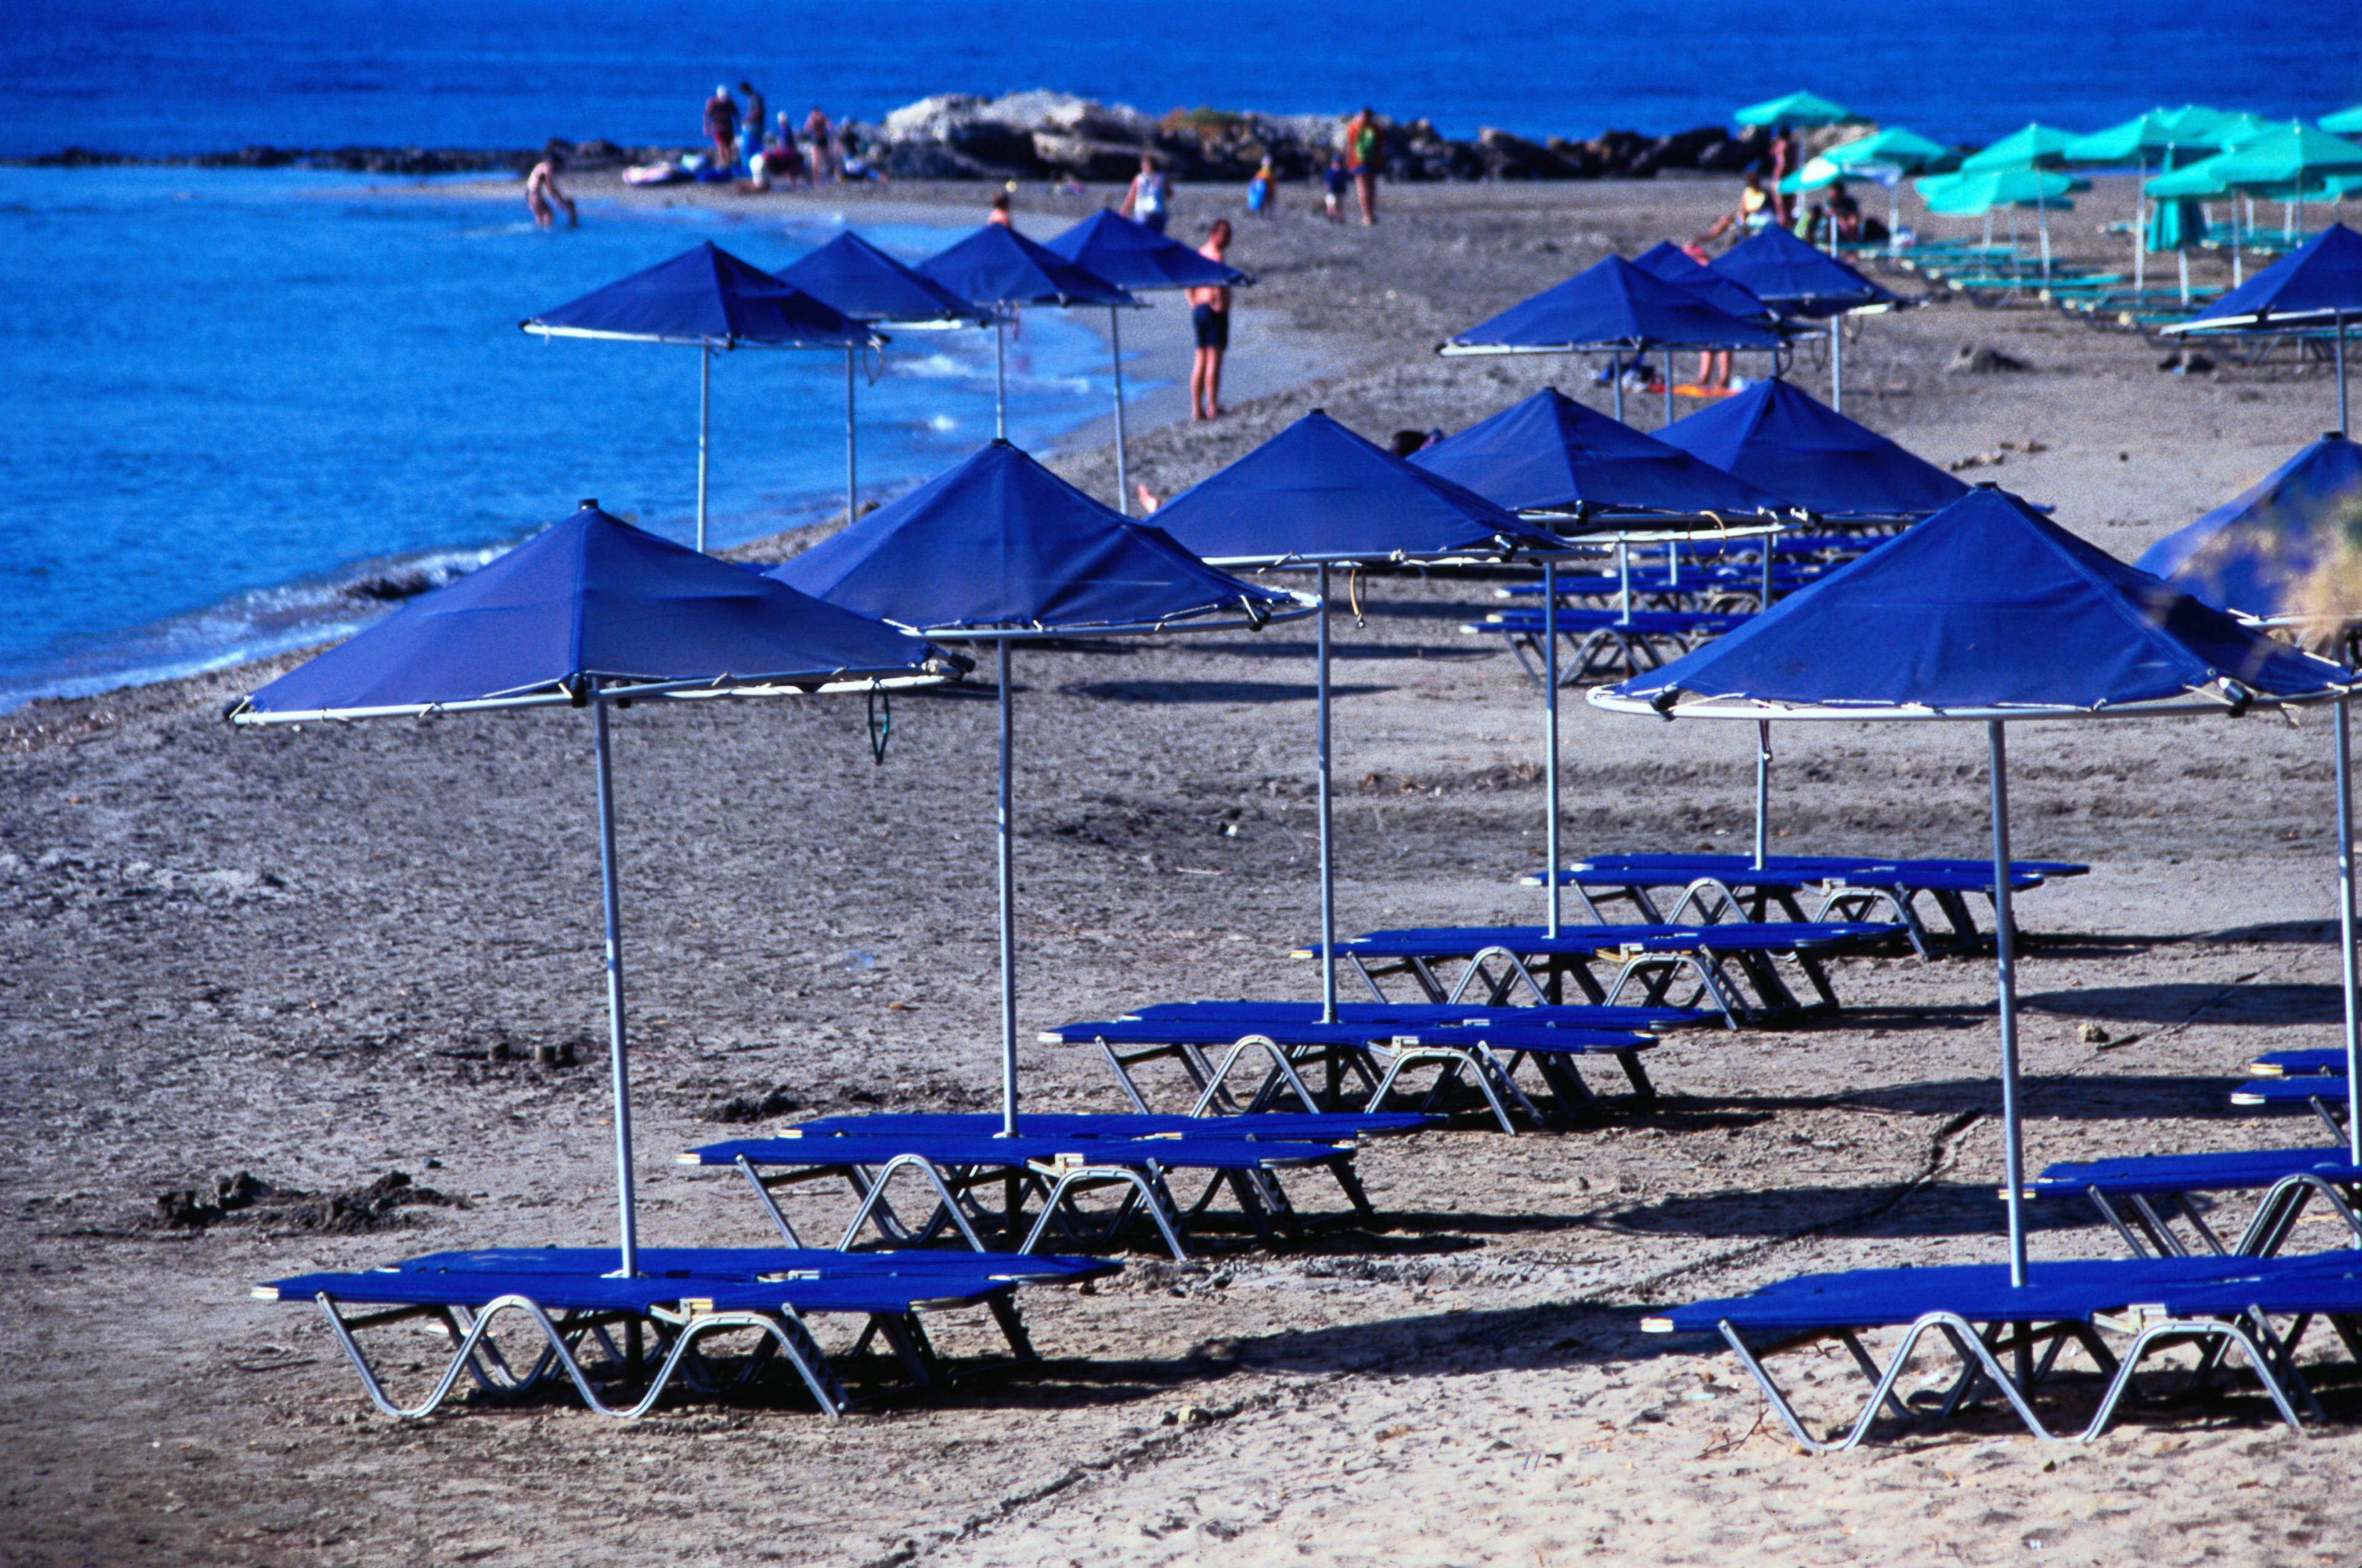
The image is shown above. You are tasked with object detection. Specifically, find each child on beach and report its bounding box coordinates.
[1322,153,1348,222]
[524,153,575,228]
[1188,218,1233,421]
[1247,157,1274,217]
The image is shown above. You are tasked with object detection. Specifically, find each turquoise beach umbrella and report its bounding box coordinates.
[2067,111,2225,293]
[2066,112,2193,165]
[2208,122,2362,189]
[2328,106,2362,137]
[1823,126,1949,174]
[1775,155,1848,194]
[1735,91,1859,129]
[1917,167,2077,281]
[1961,124,2083,173]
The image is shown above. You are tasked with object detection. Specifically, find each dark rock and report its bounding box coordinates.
[1475,128,1579,180]
[709,1086,805,1124]
[1032,132,1147,182]
[1950,345,2032,374]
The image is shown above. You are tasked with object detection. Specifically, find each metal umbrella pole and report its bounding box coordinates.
[1989,719,2028,1286]
[994,319,1009,440]
[997,640,1019,1136]
[696,344,712,553]
[843,349,858,525]
[2338,701,2361,1163]
[1753,720,1773,870]
[2036,196,2053,286]
[1662,351,1675,426]
[1111,307,1131,514]
[589,689,639,1276]
[1830,314,1844,413]
[1316,564,1337,1022]
[2337,313,2350,438]
[1543,559,1561,937]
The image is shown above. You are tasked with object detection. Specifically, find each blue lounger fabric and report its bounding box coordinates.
[1319,921,1898,959]
[1125,998,1713,1031]
[392,1246,1119,1285]
[1048,1018,1653,1055]
[686,1134,1350,1170]
[261,1267,1008,1317]
[782,1110,1428,1140]
[2030,1147,2362,1198]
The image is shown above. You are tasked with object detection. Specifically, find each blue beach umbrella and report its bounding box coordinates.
[231,502,958,1274]
[770,441,1303,1133]
[775,232,995,526]
[1710,226,1907,412]
[2166,224,2362,434]
[1592,487,2360,1285]
[1047,209,1255,515]
[1151,413,1567,988]
[521,242,878,553]
[1630,242,1776,324]
[1412,387,1792,523]
[1656,378,1968,525]
[2137,432,2362,623]
[1441,255,1788,426]
[917,225,1139,444]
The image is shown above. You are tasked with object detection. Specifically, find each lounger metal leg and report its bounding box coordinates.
[2128,1193,2201,1257]
[836,1155,990,1254]
[988,1294,1037,1362]
[735,1155,807,1248]
[1023,1168,1191,1260]
[2087,1187,2161,1257]
[1189,1033,1320,1119]
[1096,1038,1158,1113]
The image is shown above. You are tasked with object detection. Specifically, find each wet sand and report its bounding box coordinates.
[7,173,2362,1568]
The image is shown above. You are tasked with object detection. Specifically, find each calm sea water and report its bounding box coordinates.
[0,169,1113,709]
[4,0,2358,156]
[3,6,2360,707]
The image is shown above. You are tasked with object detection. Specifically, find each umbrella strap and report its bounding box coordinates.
[867,684,892,765]
[1348,565,1367,627]
[864,342,886,386]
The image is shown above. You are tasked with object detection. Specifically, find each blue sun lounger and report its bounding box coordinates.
[1041,1014,1656,1132]
[2026,1148,2362,1259]
[1465,607,1752,686]
[1308,921,1901,1022]
[1642,1256,2312,1451]
[791,1110,1428,1141]
[256,1260,1035,1420]
[1547,853,2086,954]
[1121,998,1712,1031]
[2249,1048,2350,1077]
[2232,1077,2356,1140]
[682,1131,1364,1261]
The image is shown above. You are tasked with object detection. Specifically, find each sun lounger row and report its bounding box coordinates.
[1466,607,1752,685]
[1304,919,1903,1021]
[1644,1253,2362,1451]
[1539,852,2089,956]
[258,1244,1119,1419]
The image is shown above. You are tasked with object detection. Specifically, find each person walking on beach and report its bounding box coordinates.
[525,151,576,228]
[1188,218,1233,420]
[1345,108,1383,224]
[738,81,766,169]
[805,106,836,181]
[1768,125,1797,226]
[1247,156,1275,217]
[704,86,740,170]
[1119,154,1171,233]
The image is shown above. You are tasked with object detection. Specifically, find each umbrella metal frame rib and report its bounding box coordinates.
[520,326,881,553]
[1589,686,2362,1284]
[230,666,947,1275]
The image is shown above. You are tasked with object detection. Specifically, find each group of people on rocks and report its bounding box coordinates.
[705,83,861,189]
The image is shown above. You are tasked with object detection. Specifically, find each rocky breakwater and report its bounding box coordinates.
[861,90,1771,183]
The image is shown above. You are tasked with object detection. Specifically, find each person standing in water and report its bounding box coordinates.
[1188,218,1233,421]
[525,151,576,228]
[1344,108,1382,225]
[1119,154,1171,233]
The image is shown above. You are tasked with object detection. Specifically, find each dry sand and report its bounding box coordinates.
[7,172,2362,1568]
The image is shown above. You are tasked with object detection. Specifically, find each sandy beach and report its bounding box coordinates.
[9,170,2362,1567]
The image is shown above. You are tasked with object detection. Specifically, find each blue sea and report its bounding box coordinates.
[2,4,2359,708]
